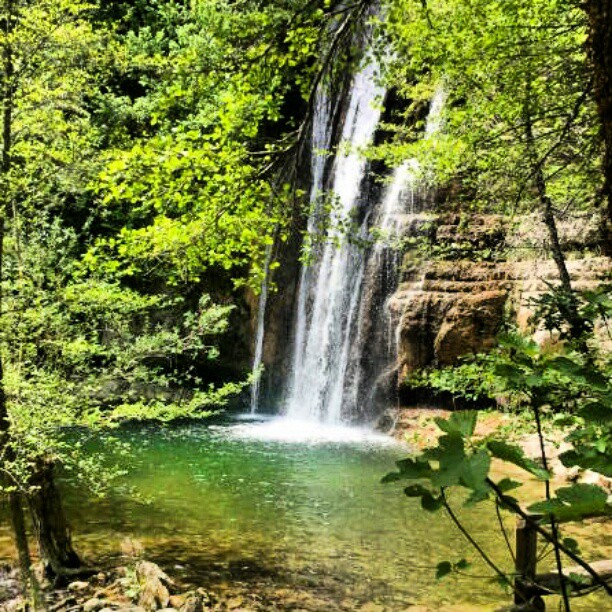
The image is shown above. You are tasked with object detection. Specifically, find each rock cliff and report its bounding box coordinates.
[389,213,610,388]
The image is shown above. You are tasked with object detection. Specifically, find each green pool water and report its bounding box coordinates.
[1,416,609,610]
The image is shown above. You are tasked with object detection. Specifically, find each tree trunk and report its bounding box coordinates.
[523,85,589,344]
[8,492,44,608]
[27,459,82,580]
[584,0,612,253]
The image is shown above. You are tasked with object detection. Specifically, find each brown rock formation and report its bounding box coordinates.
[390,213,611,382]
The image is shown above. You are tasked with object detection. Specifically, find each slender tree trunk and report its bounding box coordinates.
[523,85,589,343]
[0,220,43,605]
[27,460,82,580]
[584,0,612,254]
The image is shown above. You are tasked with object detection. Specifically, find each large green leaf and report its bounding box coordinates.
[434,411,478,437]
[428,433,467,488]
[487,440,550,480]
[528,484,610,522]
[578,401,612,424]
[560,449,612,477]
[459,449,491,491]
[381,457,433,483]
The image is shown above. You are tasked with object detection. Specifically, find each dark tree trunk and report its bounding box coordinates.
[585,0,612,253]
[27,459,82,580]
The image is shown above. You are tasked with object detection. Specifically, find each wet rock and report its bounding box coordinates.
[67,580,90,592]
[434,290,507,365]
[135,561,175,610]
[226,596,244,609]
[0,565,21,603]
[168,595,186,609]
[179,595,203,612]
[83,597,105,612]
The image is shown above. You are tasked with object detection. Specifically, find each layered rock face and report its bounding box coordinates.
[389,213,610,382]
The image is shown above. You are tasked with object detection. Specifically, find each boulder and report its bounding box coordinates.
[168,595,186,609]
[67,580,90,592]
[179,595,204,612]
[135,561,174,610]
[83,598,105,612]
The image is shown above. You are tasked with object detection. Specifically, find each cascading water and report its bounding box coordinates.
[287,90,333,400]
[284,58,385,423]
[346,87,446,413]
[249,241,274,414]
[276,64,444,424]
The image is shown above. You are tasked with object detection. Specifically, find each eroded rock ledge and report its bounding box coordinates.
[388,213,610,380]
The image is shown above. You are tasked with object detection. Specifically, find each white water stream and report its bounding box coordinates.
[285,59,384,423]
[256,66,444,424]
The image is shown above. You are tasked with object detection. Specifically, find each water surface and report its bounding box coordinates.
[1,416,608,611]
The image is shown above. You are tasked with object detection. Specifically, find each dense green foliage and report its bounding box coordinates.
[0,0,608,608]
[0,0,369,493]
[380,0,602,222]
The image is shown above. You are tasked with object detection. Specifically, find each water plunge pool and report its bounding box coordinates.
[1,416,608,610]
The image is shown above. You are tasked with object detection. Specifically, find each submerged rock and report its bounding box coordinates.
[83,597,105,612]
[67,580,90,592]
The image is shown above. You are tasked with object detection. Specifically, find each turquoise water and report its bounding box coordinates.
[1,416,609,610]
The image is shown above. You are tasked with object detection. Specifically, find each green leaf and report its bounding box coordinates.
[404,484,431,497]
[402,484,442,512]
[465,488,490,506]
[421,491,443,512]
[434,411,478,437]
[568,572,591,587]
[548,356,583,376]
[562,538,580,554]
[559,449,612,477]
[381,472,402,484]
[429,433,467,488]
[487,440,550,480]
[578,402,612,424]
[460,449,491,491]
[528,484,610,522]
[436,561,452,580]
[396,457,434,478]
[496,478,522,492]
[494,363,523,381]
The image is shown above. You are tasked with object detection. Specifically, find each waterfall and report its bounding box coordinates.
[282,59,444,424]
[288,90,333,394]
[285,58,385,423]
[344,87,446,415]
[249,241,273,414]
